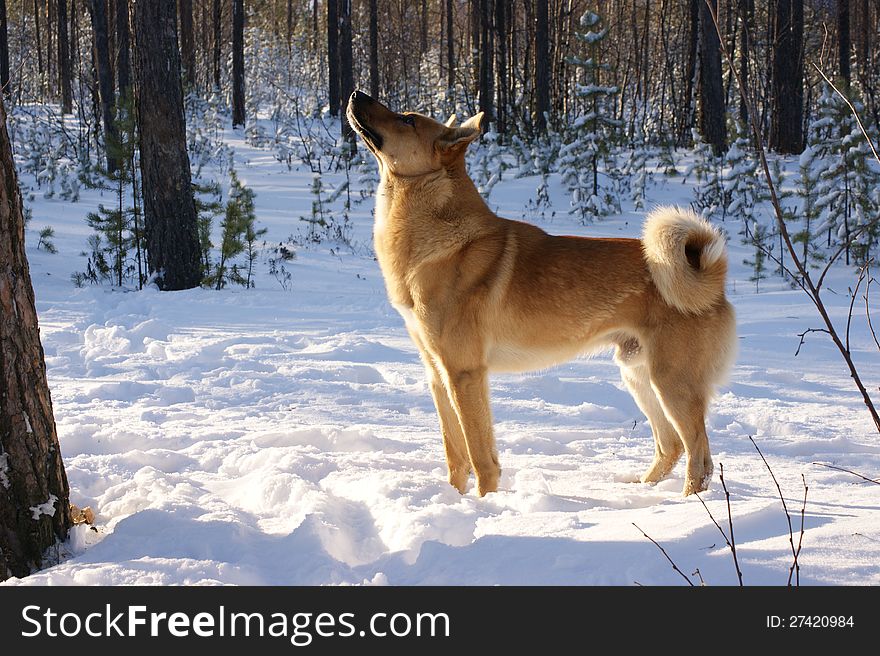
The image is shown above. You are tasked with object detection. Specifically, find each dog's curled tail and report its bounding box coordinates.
[642,206,728,314]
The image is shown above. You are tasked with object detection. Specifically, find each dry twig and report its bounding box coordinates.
[632,523,694,586]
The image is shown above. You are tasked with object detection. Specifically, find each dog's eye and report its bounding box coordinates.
[400,115,415,127]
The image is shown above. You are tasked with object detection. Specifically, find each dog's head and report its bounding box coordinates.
[347,91,483,177]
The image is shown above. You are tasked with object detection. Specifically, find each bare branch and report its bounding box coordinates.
[846,262,871,355]
[794,475,808,586]
[794,328,831,357]
[632,523,695,586]
[719,464,744,586]
[749,436,800,586]
[811,462,880,485]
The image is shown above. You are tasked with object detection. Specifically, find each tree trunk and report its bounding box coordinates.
[58,0,72,112]
[0,94,72,582]
[494,0,507,135]
[680,0,699,145]
[212,0,220,89]
[231,0,245,126]
[838,0,850,90]
[478,0,493,125]
[446,0,454,95]
[135,0,201,291]
[179,0,195,88]
[698,0,726,155]
[339,0,355,150]
[769,0,804,154]
[420,0,428,57]
[327,0,339,116]
[534,0,549,132]
[0,0,8,96]
[89,0,118,173]
[116,0,130,100]
[738,0,753,126]
[369,0,378,98]
[35,0,45,95]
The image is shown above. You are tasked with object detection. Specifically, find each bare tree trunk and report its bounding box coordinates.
[327,0,339,115]
[212,0,220,89]
[231,0,245,126]
[116,0,130,99]
[179,0,195,87]
[699,0,727,155]
[738,0,753,125]
[680,0,699,145]
[35,0,45,96]
[419,0,427,57]
[838,0,851,90]
[0,0,8,95]
[494,0,507,135]
[339,0,354,149]
[369,0,378,98]
[769,0,804,154]
[446,0,454,95]
[478,0,493,125]
[534,0,549,132]
[0,94,72,582]
[134,0,201,291]
[58,0,72,112]
[89,0,118,173]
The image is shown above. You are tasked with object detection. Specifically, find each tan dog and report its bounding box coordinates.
[347,91,736,497]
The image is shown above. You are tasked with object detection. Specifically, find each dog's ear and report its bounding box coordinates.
[444,114,458,128]
[459,112,484,132]
[436,113,483,159]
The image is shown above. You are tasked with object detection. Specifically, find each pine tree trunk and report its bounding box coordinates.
[89,0,118,173]
[738,0,753,125]
[116,0,130,99]
[419,0,427,57]
[212,0,220,89]
[369,0,378,98]
[58,0,72,112]
[0,0,8,96]
[135,0,201,291]
[534,0,549,132]
[179,0,195,88]
[769,0,804,154]
[327,0,339,116]
[339,0,354,149]
[445,0,454,95]
[231,0,245,127]
[0,94,72,582]
[698,0,727,155]
[478,0,493,125]
[494,0,507,135]
[35,0,45,95]
[680,0,699,146]
[838,0,850,90]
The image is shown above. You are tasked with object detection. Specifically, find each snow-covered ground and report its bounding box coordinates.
[6,118,880,586]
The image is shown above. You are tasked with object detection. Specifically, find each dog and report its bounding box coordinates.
[347,90,736,497]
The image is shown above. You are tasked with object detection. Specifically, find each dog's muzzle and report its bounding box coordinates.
[347,91,384,152]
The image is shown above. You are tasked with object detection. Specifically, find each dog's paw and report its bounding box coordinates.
[476,469,501,497]
[448,468,470,494]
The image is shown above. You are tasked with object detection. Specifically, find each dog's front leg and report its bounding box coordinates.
[426,366,472,493]
[444,365,501,496]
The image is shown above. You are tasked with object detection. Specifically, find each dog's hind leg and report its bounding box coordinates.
[618,359,684,484]
[647,361,713,496]
[443,364,501,497]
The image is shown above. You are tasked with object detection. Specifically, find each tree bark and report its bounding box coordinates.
[478,0,493,125]
[494,0,507,135]
[679,0,699,145]
[58,0,72,112]
[134,0,201,291]
[369,0,378,98]
[446,0,454,95]
[89,0,118,173]
[339,0,355,150]
[0,0,8,96]
[769,0,804,154]
[534,0,549,132]
[179,0,195,88]
[231,0,245,126]
[0,95,72,582]
[327,0,339,116]
[212,0,220,89]
[738,0,753,125]
[838,0,850,90]
[116,0,130,100]
[698,0,727,155]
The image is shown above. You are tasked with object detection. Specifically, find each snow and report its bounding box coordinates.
[30,494,59,521]
[4,115,880,587]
